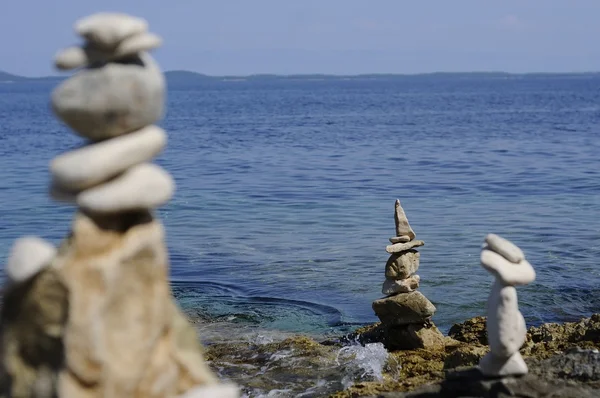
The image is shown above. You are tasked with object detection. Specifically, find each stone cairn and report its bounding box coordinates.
[371,200,445,350]
[479,233,536,377]
[0,13,238,398]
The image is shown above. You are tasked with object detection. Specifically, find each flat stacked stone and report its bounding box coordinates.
[0,12,238,398]
[372,199,445,350]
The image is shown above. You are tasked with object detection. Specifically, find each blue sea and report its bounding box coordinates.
[1,74,599,340]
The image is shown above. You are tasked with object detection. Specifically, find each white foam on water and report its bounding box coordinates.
[335,342,394,385]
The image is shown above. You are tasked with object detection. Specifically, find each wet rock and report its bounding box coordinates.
[385,240,424,254]
[51,125,166,191]
[51,53,165,141]
[77,163,174,213]
[372,291,436,325]
[385,250,420,280]
[382,276,420,295]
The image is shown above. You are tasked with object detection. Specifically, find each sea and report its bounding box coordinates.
[1,73,599,343]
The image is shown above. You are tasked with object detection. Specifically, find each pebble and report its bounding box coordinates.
[389,235,411,244]
[51,125,166,191]
[485,233,525,263]
[386,240,424,254]
[51,53,165,141]
[77,163,174,213]
[382,275,420,295]
[75,13,148,50]
[6,237,56,283]
[481,250,536,286]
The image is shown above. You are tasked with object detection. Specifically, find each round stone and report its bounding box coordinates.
[51,53,165,141]
[114,32,162,58]
[51,125,167,191]
[75,13,148,50]
[7,237,56,283]
[55,47,88,70]
[77,163,174,213]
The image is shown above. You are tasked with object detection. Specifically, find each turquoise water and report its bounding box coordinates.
[1,75,599,338]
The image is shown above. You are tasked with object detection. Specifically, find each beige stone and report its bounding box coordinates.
[6,236,56,283]
[50,211,218,397]
[381,275,420,295]
[385,240,424,254]
[394,199,416,240]
[389,235,411,244]
[385,250,420,280]
[372,290,436,325]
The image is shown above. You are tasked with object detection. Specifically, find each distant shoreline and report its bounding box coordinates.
[2,69,600,83]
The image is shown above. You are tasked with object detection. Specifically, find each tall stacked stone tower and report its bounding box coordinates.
[0,12,238,398]
[372,200,445,350]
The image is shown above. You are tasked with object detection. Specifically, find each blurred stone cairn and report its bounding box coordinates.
[371,200,445,350]
[479,234,536,377]
[0,12,239,398]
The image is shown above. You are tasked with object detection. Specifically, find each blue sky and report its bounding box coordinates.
[2,0,600,76]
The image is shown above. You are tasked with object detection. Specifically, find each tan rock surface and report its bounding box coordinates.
[384,250,420,280]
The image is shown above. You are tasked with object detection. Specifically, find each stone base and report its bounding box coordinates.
[372,291,436,325]
[479,351,528,377]
[384,321,446,351]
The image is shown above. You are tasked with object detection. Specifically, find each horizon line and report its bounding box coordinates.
[3,68,600,80]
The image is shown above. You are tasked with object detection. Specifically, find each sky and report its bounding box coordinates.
[2,0,600,76]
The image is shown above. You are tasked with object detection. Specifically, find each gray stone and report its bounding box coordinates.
[77,163,174,213]
[389,235,411,244]
[394,199,416,240]
[51,53,165,141]
[385,240,424,254]
[385,250,420,279]
[484,233,525,263]
[6,237,56,283]
[75,13,148,50]
[382,275,420,295]
[51,125,166,191]
[372,291,436,325]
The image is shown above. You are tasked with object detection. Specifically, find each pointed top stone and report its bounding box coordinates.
[394,199,416,240]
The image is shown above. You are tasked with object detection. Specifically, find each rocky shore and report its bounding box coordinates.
[198,314,600,397]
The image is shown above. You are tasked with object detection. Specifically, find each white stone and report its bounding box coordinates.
[178,384,240,398]
[385,240,424,254]
[114,32,162,58]
[51,125,167,191]
[479,236,535,377]
[394,199,416,240]
[51,53,165,141]
[389,235,411,244]
[484,233,524,263]
[54,47,88,70]
[481,250,535,286]
[75,13,148,50]
[6,237,56,283]
[479,351,528,377]
[77,163,174,213]
[382,275,420,295]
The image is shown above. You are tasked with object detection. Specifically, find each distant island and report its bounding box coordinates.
[2,69,600,83]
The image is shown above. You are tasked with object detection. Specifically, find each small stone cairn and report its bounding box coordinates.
[479,233,536,377]
[0,13,238,398]
[371,200,445,350]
